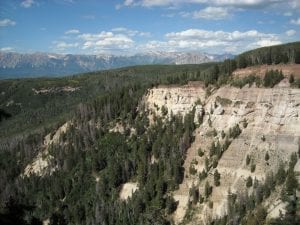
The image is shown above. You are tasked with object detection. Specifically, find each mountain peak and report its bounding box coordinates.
[0,51,233,78]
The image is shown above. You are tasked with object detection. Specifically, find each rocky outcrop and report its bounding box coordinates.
[145,81,300,224]
[145,82,206,124]
[23,122,71,177]
[119,182,139,201]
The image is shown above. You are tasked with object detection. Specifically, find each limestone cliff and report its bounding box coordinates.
[145,81,300,224]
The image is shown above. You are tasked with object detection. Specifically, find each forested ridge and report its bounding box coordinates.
[0,42,300,225]
[235,41,300,68]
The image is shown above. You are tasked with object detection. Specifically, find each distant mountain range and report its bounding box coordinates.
[0,51,234,78]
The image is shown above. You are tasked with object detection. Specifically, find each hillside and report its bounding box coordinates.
[233,64,300,79]
[146,82,300,224]
[0,42,300,225]
[235,42,300,68]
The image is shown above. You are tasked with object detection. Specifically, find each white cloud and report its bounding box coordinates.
[78,31,134,52]
[191,7,229,20]
[0,19,16,27]
[53,41,79,51]
[20,0,35,8]
[0,47,14,52]
[210,0,281,8]
[111,27,151,37]
[290,18,300,25]
[284,12,292,16]
[285,29,296,36]
[139,32,151,37]
[139,29,281,54]
[254,39,281,47]
[290,0,300,9]
[121,0,287,8]
[124,0,135,6]
[65,29,80,35]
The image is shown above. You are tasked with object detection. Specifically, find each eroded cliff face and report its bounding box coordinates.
[145,82,206,124]
[23,122,71,177]
[145,82,300,224]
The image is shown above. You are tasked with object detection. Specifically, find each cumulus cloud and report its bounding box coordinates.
[290,18,300,25]
[65,29,80,35]
[0,47,14,52]
[188,7,229,20]
[284,12,293,16]
[51,27,284,55]
[119,0,299,20]
[111,27,151,37]
[120,0,288,8]
[254,39,281,47]
[285,29,296,36]
[0,19,16,27]
[139,29,281,53]
[124,0,135,6]
[20,0,35,8]
[78,31,134,52]
[53,41,79,51]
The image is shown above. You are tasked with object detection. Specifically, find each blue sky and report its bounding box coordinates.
[0,0,299,55]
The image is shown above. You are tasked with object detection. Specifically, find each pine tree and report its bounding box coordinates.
[214,170,221,186]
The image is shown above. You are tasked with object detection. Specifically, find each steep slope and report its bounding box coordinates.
[233,64,300,79]
[145,81,300,224]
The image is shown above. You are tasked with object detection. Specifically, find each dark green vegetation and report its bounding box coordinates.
[0,64,214,138]
[0,42,300,225]
[235,41,300,68]
[212,154,300,225]
[263,70,284,87]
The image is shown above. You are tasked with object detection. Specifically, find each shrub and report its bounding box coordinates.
[198,148,204,157]
[199,170,207,181]
[209,201,213,208]
[242,119,248,128]
[221,130,226,139]
[204,157,209,172]
[191,158,198,165]
[212,158,218,168]
[214,170,221,186]
[246,155,251,166]
[161,106,168,116]
[276,163,286,185]
[265,152,269,161]
[223,137,231,150]
[166,196,178,214]
[208,117,212,127]
[286,169,298,195]
[204,181,212,198]
[190,186,200,205]
[289,74,294,84]
[231,75,260,88]
[229,124,241,139]
[263,69,284,87]
[216,96,232,106]
[189,164,197,175]
[246,176,253,188]
[213,128,218,137]
[251,164,256,173]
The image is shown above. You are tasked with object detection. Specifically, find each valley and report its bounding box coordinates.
[0,51,232,78]
[0,42,300,225]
